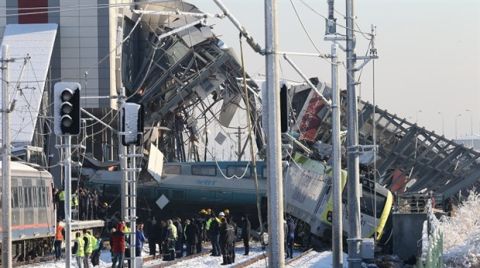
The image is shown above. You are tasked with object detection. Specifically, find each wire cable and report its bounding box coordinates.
[0,1,176,18]
[298,0,373,39]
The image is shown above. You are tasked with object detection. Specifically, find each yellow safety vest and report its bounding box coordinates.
[85,234,97,254]
[59,191,65,201]
[76,236,85,257]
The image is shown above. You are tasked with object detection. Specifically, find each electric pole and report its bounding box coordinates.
[346,0,362,267]
[2,44,12,268]
[325,0,344,266]
[265,0,285,267]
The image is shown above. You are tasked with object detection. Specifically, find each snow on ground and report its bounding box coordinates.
[439,191,480,267]
[144,243,265,268]
[18,250,113,268]
[286,251,347,268]
[246,250,347,268]
[19,243,264,268]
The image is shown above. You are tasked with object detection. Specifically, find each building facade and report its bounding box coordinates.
[0,0,129,108]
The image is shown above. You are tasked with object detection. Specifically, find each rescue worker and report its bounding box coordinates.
[82,229,96,268]
[54,221,65,260]
[241,215,251,255]
[58,188,65,220]
[207,211,221,256]
[166,219,178,261]
[110,222,126,268]
[73,232,85,268]
[90,233,102,266]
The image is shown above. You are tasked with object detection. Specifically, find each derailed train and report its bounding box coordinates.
[284,153,393,248]
[86,156,393,249]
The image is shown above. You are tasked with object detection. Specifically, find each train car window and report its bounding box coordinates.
[171,190,185,201]
[32,187,38,207]
[37,187,42,207]
[164,165,181,175]
[23,187,28,208]
[226,166,251,178]
[360,189,387,217]
[46,186,51,205]
[191,165,217,176]
[29,187,33,208]
[12,187,19,208]
[17,187,22,208]
[42,187,45,207]
[262,167,268,179]
[25,187,32,208]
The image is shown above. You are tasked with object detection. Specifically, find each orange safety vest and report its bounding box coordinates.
[55,225,64,241]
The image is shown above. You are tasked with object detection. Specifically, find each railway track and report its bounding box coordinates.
[143,249,212,267]
[13,255,55,267]
[231,248,314,268]
[144,241,246,267]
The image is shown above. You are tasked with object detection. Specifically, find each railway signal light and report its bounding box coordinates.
[120,102,144,146]
[54,82,81,135]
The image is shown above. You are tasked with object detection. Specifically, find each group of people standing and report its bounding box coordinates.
[143,209,252,265]
[109,221,146,268]
[72,229,101,268]
[54,221,102,268]
[53,187,103,221]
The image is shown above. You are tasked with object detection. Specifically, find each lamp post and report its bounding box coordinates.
[416,109,422,124]
[465,109,474,148]
[437,112,445,136]
[455,114,462,140]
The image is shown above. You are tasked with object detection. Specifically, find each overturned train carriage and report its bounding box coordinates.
[284,153,393,248]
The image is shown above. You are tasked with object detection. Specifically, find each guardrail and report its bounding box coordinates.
[416,200,443,268]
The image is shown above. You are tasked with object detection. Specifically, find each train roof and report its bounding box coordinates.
[0,161,52,178]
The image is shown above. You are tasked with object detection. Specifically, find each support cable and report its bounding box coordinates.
[240,34,265,236]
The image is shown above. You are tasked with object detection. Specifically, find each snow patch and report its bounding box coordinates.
[440,191,480,267]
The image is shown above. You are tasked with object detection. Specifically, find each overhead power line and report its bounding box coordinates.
[0,1,174,18]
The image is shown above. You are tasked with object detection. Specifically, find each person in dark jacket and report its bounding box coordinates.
[110,223,126,268]
[221,218,235,265]
[241,215,251,255]
[146,217,157,256]
[219,217,228,264]
[174,218,184,258]
[184,219,198,255]
[286,217,296,258]
[159,220,167,255]
[229,218,237,263]
[208,213,221,256]
[194,217,204,254]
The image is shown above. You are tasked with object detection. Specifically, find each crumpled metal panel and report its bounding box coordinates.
[122,1,265,160]
[289,81,480,199]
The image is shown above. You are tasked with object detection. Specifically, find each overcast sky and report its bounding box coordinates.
[187,0,480,140]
